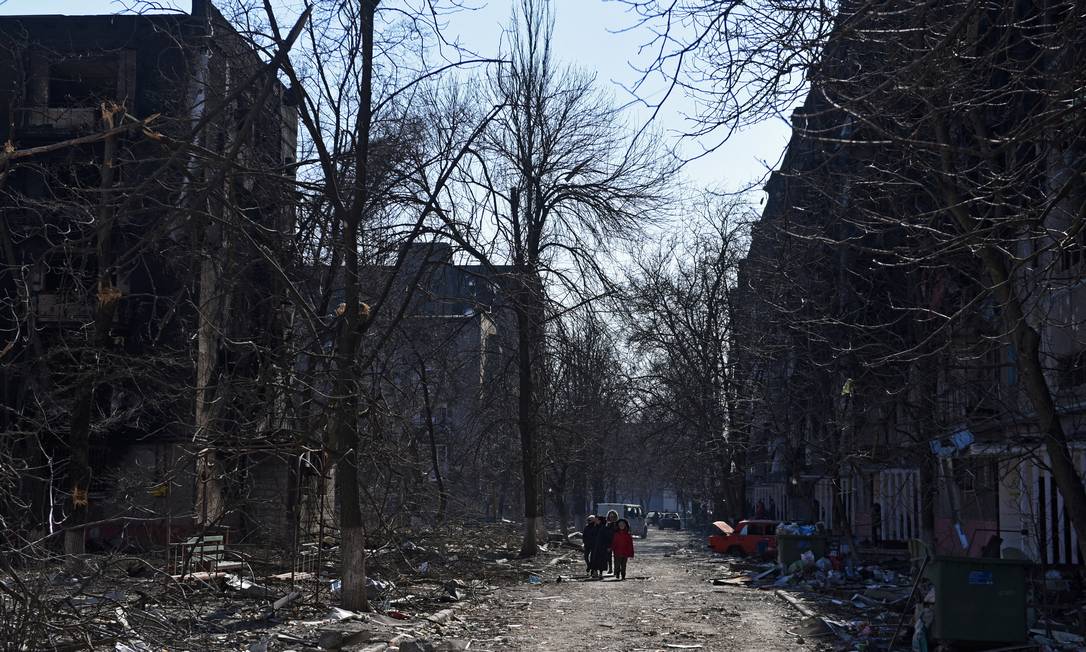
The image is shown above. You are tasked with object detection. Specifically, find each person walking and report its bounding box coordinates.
[582,515,599,575]
[611,519,635,580]
[603,510,619,575]
[590,513,615,579]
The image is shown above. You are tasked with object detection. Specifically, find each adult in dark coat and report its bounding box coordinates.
[581,515,599,574]
[590,514,615,578]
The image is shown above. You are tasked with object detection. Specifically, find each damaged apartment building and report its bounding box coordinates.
[0,1,299,551]
[288,241,519,534]
[733,5,1086,566]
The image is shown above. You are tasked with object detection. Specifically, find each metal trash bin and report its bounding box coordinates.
[924,556,1032,644]
[777,534,828,568]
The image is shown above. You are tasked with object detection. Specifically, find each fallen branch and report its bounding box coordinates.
[0,114,161,164]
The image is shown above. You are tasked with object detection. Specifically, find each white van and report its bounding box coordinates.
[596,503,649,538]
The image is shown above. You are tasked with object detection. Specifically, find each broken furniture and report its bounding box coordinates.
[171,533,245,577]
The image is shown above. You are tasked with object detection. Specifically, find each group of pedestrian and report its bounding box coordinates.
[581,510,635,580]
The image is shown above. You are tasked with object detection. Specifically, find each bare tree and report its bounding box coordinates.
[541,308,628,534]
[245,0,506,608]
[623,194,750,522]
[431,0,670,556]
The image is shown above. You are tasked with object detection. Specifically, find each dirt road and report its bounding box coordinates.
[449,529,821,651]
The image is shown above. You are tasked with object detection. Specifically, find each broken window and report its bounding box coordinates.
[21,49,135,112]
[1058,350,1086,388]
[47,55,118,108]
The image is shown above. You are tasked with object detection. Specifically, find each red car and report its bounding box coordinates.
[708,519,778,557]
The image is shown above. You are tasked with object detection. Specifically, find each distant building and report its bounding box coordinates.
[289,242,519,530]
[365,242,519,521]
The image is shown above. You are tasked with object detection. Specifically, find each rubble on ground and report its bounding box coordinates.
[713,545,1086,651]
[0,521,581,651]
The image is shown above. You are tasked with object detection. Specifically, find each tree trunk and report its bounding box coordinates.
[516,296,541,556]
[65,106,122,554]
[194,239,224,527]
[341,527,367,606]
[572,463,587,531]
[1010,314,1086,561]
[937,121,1086,561]
[973,240,1086,561]
[420,363,448,522]
[511,186,544,557]
[330,0,379,611]
[552,472,570,535]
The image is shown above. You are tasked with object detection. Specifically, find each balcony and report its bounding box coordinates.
[34,292,94,324]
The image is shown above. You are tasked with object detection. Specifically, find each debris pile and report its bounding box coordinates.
[0,520,579,651]
[714,546,1086,651]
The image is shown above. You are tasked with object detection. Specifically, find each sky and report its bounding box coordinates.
[0,0,794,195]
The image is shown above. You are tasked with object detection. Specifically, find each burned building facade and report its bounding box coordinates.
[734,1,1086,564]
[0,1,298,549]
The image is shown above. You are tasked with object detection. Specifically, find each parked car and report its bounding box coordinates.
[646,511,661,526]
[596,503,649,538]
[658,512,682,530]
[708,519,778,557]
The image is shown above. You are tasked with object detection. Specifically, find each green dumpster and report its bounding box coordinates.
[924,556,1032,644]
[777,534,828,568]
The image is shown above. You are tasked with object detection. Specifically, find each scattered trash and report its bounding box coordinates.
[272,590,302,611]
[776,522,818,536]
[1030,628,1086,648]
[328,607,360,621]
[386,609,412,620]
[417,561,430,575]
[367,576,395,599]
[248,638,272,652]
[911,619,929,652]
[223,574,274,600]
[752,566,779,581]
[527,575,543,585]
[442,580,463,602]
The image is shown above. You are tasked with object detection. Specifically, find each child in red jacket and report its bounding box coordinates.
[611,519,635,580]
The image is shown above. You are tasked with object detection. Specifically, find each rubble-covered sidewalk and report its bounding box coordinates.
[716,541,1086,652]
